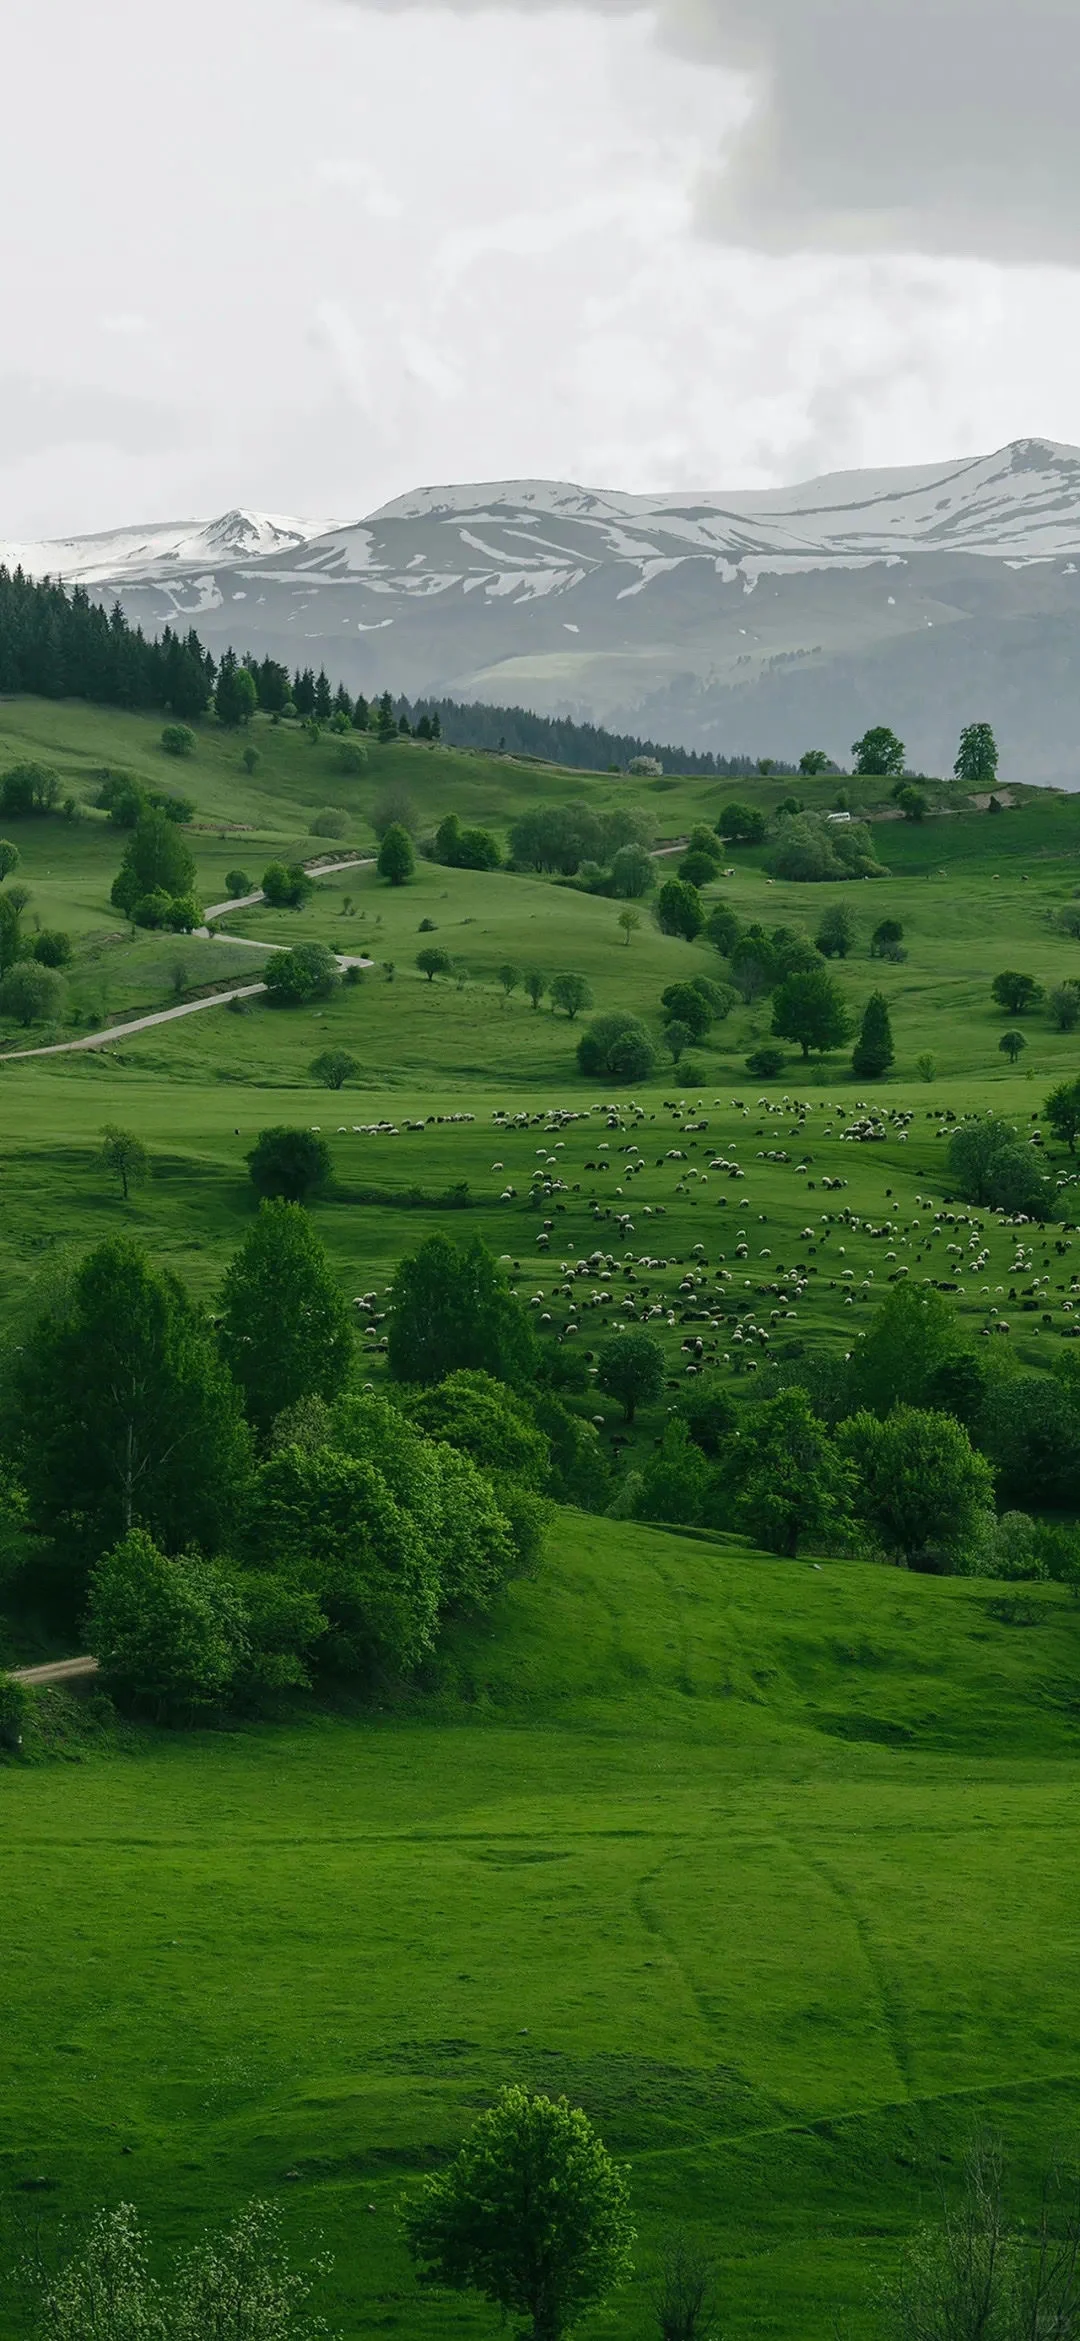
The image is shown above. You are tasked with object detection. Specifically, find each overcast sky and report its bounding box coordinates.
[5,0,1080,538]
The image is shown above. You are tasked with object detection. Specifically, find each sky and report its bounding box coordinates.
[5,0,1080,539]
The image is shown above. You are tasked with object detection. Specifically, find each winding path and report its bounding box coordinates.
[0,854,377,1066]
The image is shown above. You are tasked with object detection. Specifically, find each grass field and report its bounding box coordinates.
[4,695,1080,2338]
[7,1518,1080,2340]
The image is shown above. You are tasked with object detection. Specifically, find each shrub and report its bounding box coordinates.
[577,1013,656,1081]
[0,961,62,1025]
[32,928,72,968]
[746,1043,785,1078]
[311,807,348,838]
[337,740,368,775]
[0,761,62,817]
[310,1049,360,1090]
[87,1529,245,1719]
[871,917,905,960]
[160,723,196,757]
[263,942,340,1006]
[225,868,252,896]
[248,1126,333,1203]
[679,850,720,889]
[261,861,313,910]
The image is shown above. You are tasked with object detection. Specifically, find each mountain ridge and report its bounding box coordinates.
[6,440,1080,784]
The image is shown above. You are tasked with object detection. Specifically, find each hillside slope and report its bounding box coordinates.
[6,1515,1080,2340]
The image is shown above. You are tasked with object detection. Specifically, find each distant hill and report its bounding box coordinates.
[9,438,1080,785]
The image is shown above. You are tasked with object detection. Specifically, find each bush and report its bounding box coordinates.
[746,1043,785,1078]
[261,861,313,910]
[679,850,720,889]
[225,868,252,896]
[32,928,72,968]
[0,960,62,1025]
[263,943,340,1006]
[0,1671,29,1753]
[310,1049,360,1089]
[160,724,196,757]
[87,1530,246,1719]
[248,1126,333,1203]
[577,1013,656,1081]
[311,807,348,838]
[0,761,62,817]
[337,740,368,775]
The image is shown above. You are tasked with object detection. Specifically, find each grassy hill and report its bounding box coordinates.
[4,695,1080,2337]
[6,1515,1080,2341]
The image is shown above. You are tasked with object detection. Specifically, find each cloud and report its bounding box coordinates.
[0,374,186,462]
[347,0,1080,263]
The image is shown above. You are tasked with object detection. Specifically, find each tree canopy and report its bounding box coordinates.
[219,1201,354,1436]
[388,1235,537,1388]
[403,2086,635,2341]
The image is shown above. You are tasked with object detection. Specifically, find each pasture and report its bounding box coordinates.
[6,1518,1080,2340]
[4,694,1080,2337]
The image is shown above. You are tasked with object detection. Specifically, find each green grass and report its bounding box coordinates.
[5,1519,1080,2339]
[5,697,1080,2336]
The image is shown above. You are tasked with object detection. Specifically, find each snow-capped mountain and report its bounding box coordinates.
[8,441,1080,782]
[0,508,341,587]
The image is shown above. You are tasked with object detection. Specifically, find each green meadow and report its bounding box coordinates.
[3,695,1080,2337]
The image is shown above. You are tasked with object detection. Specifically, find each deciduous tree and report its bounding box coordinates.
[219,1200,353,1436]
[403,2086,635,2341]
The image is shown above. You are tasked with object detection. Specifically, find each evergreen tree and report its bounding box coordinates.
[214,650,257,728]
[13,1237,250,1580]
[314,668,333,721]
[376,690,397,742]
[292,667,317,717]
[352,692,370,730]
[852,990,895,1077]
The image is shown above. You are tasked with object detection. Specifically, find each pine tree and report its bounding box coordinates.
[852,990,895,1079]
[314,668,333,721]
